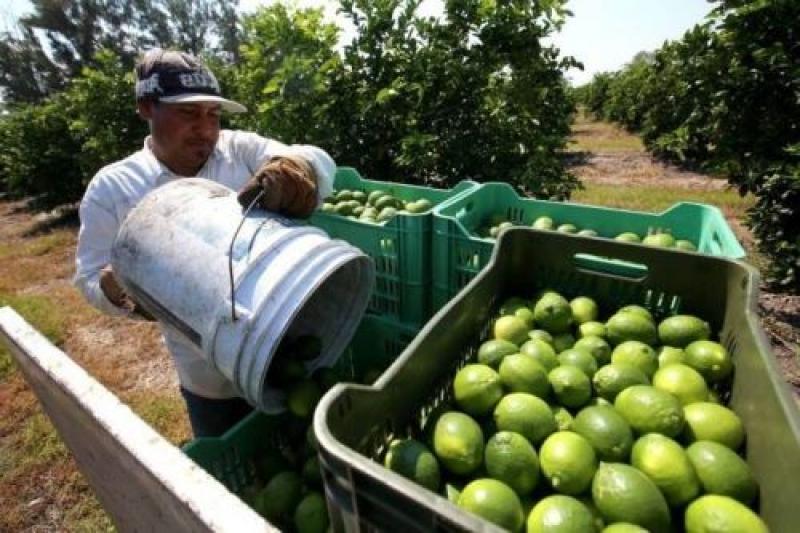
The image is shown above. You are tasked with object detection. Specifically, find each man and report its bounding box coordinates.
[74,49,335,437]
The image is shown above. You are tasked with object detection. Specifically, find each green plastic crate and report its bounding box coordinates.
[182,313,418,500]
[315,228,799,533]
[431,181,746,313]
[309,167,476,327]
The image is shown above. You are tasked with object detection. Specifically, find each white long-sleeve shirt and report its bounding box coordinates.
[74,130,335,398]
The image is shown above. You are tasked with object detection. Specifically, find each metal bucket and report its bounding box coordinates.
[111,178,374,412]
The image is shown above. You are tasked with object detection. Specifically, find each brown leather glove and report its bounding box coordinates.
[99,265,155,321]
[237,156,318,218]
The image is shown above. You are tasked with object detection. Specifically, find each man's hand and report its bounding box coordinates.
[237,156,318,218]
[99,265,155,321]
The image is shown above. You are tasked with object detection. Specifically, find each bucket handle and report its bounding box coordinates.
[228,190,266,322]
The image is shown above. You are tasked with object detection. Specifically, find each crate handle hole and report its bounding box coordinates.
[573,253,649,281]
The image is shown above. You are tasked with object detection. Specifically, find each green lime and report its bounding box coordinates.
[549,365,593,409]
[574,335,612,365]
[557,223,578,233]
[367,189,387,205]
[614,385,684,437]
[657,315,711,348]
[457,479,524,532]
[533,292,574,334]
[495,315,531,346]
[539,431,597,495]
[617,305,654,323]
[684,340,733,384]
[578,229,599,237]
[611,341,658,378]
[591,462,671,533]
[552,332,577,353]
[520,339,560,371]
[485,431,540,496]
[643,232,676,248]
[385,438,441,492]
[494,393,557,445]
[551,405,575,431]
[294,492,329,533]
[500,296,530,315]
[453,364,504,416]
[606,312,658,346]
[683,402,744,450]
[615,232,641,243]
[478,339,520,368]
[686,441,757,504]
[287,380,322,418]
[527,495,596,533]
[684,495,767,533]
[570,296,599,324]
[631,433,700,507]
[657,346,685,367]
[572,405,633,462]
[254,470,304,521]
[532,216,555,230]
[558,348,599,378]
[579,321,607,338]
[302,456,322,487]
[528,329,555,345]
[592,364,650,402]
[602,524,648,533]
[652,364,709,405]
[499,354,551,398]
[433,412,485,476]
[675,240,697,252]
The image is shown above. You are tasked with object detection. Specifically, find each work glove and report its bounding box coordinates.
[237,156,318,218]
[99,265,155,321]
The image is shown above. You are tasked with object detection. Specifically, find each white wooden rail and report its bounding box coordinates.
[0,306,276,532]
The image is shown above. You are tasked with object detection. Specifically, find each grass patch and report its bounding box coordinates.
[568,121,645,153]
[0,292,67,382]
[0,414,68,481]
[571,183,755,220]
[0,231,73,259]
[126,393,190,446]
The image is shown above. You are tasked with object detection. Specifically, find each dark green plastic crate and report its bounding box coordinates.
[309,167,476,327]
[315,228,799,533]
[431,181,746,313]
[182,313,418,499]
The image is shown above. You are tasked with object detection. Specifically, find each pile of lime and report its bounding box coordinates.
[240,335,387,531]
[321,188,434,223]
[476,214,697,251]
[381,292,766,532]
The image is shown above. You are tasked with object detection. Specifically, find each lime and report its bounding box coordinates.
[255,471,304,521]
[675,240,697,252]
[657,315,711,348]
[539,431,597,495]
[514,307,536,328]
[485,431,540,496]
[578,229,598,237]
[683,402,744,450]
[572,405,633,462]
[302,456,322,487]
[527,495,596,533]
[617,305,654,323]
[499,354,551,398]
[520,339,559,371]
[500,297,530,315]
[611,341,658,378]
[495,315,531,346]
[592,364,649,402]
[294,492,329,533]
[287,380,322,418]
[642,233,676,248]
[557,223,578,233]
[684,340,733,384]
[551,405,575,431]
[552,333,577,353]
[454,364,504,416]
[384,438,441,492]
[548,365,593,409]
[614,385,684,437]
[657,346,685,367]
[630,433,700,507]
[478,339,520,368]
[686,441,757,504]
[602,524,648,533]
[652,364,709,405]
[457,479,524,532]
[570,296,599,324]
[615,232,641,243]
[433,412,485,476]
[574,335,612,365]
[579,321,607,338]
[558,348,599,378]
[528,329,555,345]
[606,312,658,346]
[533,292,574,334]
[591,462,671,533]
[685,495,767,533]
[494,393,557,445]
[532,216,555,230]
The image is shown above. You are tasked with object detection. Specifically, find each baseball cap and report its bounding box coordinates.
[134,49,246,113]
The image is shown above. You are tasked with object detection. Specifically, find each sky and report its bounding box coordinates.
[3,0,715,85]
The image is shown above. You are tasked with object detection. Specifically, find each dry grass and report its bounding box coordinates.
[567,113,645,153]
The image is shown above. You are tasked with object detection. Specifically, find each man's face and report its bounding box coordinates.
[138,101,221,175]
